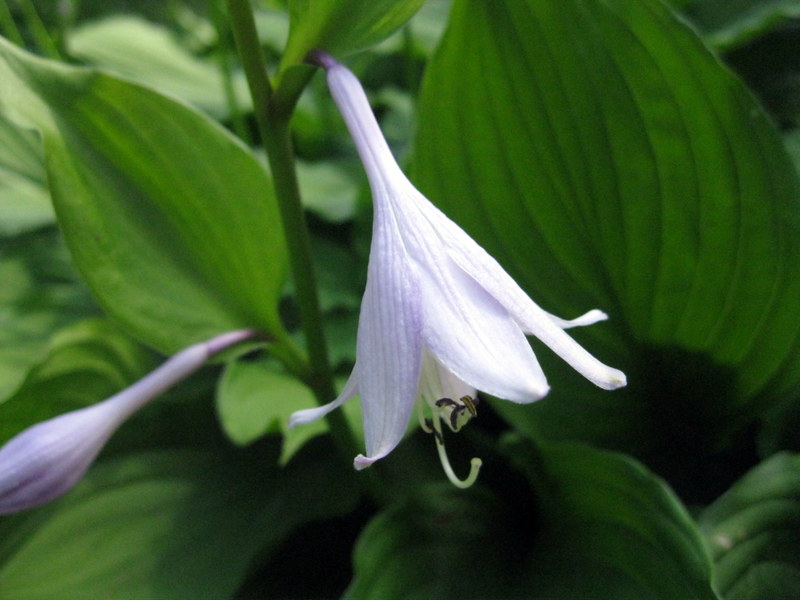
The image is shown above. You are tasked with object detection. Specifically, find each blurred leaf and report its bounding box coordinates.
[0,229,97,401]
[297,159,359,222]
[699,453,800,599]
[0,38,290,354]
[0,439,359,599]
[347,438,716,599]
[68,15,250,119]
[0,114,53,236]
[414,0,800,481]
[281,0,425,67]
[0,318,157,446]
[680,0,800,51]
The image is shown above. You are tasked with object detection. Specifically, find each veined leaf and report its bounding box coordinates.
[0,37,290,354]
[413,0,800,468]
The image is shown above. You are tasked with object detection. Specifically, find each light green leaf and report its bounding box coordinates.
[217,356,362,464]
[217,357,322,464]
[0,318,157,445]
[68,16,250,119]
[0,441,359,599]
[347,438,716,599]
[414,0,800,460]
[281,0,425,67]
[0,37,290,354]
[699,453,800,600]
[0,114,53,235]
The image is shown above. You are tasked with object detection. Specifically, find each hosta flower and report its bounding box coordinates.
[290,52,626,486]
[0,329,256,514]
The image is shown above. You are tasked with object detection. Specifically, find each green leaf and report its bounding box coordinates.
[0,229,97,401]
[217,356,363,464]
[0,37,290,354]
[0,318,158,446]
[281,0,425,67]
[0,440,359,599]
[414,0,800,464]
[0,114,53,236]
[68,16,250,119]
[699,453,800,600]
[681,0,800,51]
[347,438,716,599]
[217,357,323,464]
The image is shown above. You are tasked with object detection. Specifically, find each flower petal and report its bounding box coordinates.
[416,249,549,402]
[353,200,424,468]
[400,188,626,390]
[288,366,359,428]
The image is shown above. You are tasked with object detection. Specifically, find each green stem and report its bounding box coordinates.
[224,0,363,469]
[212,1,252,145]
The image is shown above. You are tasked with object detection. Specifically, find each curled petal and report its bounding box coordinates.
[288,367,359,428]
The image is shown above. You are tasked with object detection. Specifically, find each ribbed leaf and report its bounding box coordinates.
[414,0,800,461]
[699,453,800,599]
[0,37,289,354]
[346,439,716,599]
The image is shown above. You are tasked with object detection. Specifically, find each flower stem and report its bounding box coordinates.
[225,0,361,465]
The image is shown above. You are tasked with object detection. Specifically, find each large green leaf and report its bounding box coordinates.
[0,318,157,445]
[346,438,716,599]
[0,439,358,599]
[0,37,289,354]
[281,0,425,67]
[699,453,800,600]
[413,0,800,468]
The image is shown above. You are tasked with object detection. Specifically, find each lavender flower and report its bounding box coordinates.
[289,52,626,486]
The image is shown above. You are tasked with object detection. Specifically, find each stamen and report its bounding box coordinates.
[429,408,482,489]
[416,399,434,434]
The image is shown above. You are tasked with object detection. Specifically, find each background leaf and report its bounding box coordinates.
[413,0,800,496]
[281,0,425,67]
[679,0,800,52]
[699,452,800,600]
[346,438,716,599]
[0,318,157,445]
[0,38,289,354]
[0,114,53,236]
[0,228,97,401]
[0,439,359,599]
[68,15,250,119]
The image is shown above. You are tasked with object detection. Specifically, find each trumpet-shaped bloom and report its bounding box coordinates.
[290,52,626,482]
[0,329,256,514]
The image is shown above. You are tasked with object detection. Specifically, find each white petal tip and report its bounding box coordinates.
[353,454,376,470]
[597,368,627,390]
[561,309,609,328]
